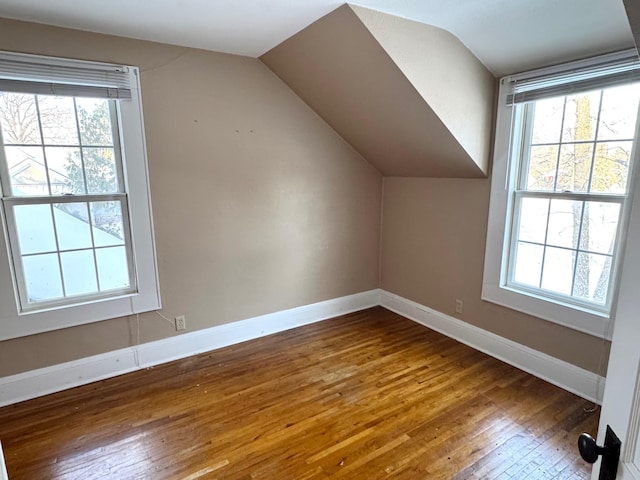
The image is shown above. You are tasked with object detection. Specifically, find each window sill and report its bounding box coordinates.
[481,283,613,340]
[0,290,160,341]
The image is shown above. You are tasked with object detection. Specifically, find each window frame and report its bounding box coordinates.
[482,50,640,340]
[0,95,137,312]
[0,52,161,341]
[2,195,137,312]
[506,100,630,314]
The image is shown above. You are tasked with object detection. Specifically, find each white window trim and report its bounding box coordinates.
[482,51,640,340]
[0,53,161,341]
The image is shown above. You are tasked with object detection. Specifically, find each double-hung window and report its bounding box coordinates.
[483,50,640,338]
[0,51,160,340]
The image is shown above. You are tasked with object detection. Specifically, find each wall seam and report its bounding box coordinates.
[378,176,386,288]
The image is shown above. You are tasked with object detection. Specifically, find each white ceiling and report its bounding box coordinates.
[0,0,634,76]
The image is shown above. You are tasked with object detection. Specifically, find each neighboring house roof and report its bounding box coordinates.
[9,157,69,194]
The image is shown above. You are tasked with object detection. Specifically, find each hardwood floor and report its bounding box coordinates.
[0,307,599,479]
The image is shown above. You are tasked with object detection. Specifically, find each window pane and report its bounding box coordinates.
[61,250,98,296]
[591,141,632,194]
[531,97,565,144]
[84,148,119,193]
[14,204,56,255]
[541,246,575,296]
[4,146,49,196]
[38,96,79,145]
[23,253,63,302]
[573,252,610,305]
[45,146,85,194]
[96,246,129,291]
[77,98,114,146]
[0,93,41,144]
[91,201,125,246]
[547,199,581,249]
[579,202,620,254]
[513,242,543,287]
[597,83,640,141]
[525,145,558,190]
[54,203,93,251]
[517,197,549,243]
[556,143,593,192]
[562,91,600,143]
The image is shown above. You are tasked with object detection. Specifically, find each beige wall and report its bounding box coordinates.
[0,16,608,382]
[0,18,382,377]
[380,177,610,374]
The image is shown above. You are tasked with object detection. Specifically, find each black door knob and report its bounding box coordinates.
[578,426,621,480]
[578,433,604,463]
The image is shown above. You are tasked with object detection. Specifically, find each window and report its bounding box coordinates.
[483,50,640,338]
[1,95,135,311]
[0,51,160,340]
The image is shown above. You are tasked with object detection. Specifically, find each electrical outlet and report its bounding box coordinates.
[455,299,463,314]
[175,315,186,331]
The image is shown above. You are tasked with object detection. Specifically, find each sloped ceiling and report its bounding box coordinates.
[261,5,495,178]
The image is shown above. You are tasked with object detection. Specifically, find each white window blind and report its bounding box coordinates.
[0,51,132,99]
[506,49,640,105]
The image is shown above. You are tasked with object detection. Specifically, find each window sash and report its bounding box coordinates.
[1,193,137,312]
[2,193,127,205]
[514,97,636,197]
[512,189,627,202]
[506,190,623,313]
[0,97,126,199]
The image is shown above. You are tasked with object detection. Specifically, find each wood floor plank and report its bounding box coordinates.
[0,307,598,479]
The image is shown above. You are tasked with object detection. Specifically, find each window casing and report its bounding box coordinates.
[483,50,640,339]
[0,51,160,340]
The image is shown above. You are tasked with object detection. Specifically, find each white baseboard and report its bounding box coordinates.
[135,289,380,368]
[0,289,379,408]
[379,290,605,404]
[0,288,605,408]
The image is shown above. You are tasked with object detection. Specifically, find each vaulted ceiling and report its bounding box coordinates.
[0,0,634,76]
